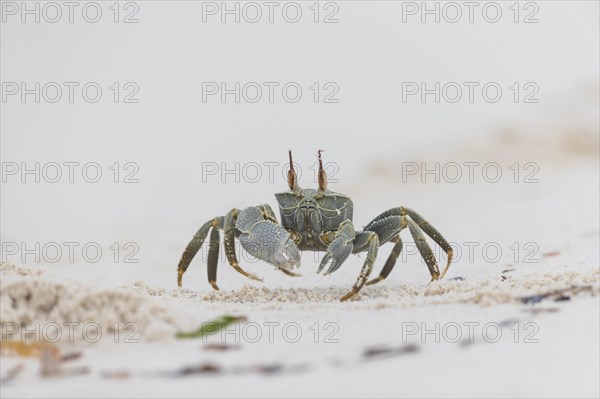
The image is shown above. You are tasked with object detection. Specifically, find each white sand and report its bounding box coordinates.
[1,264,177,343]
[2,132,599,397]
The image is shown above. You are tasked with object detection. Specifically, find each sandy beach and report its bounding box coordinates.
[1,1,599,397]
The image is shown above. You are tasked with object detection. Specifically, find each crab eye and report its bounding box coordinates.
[287,150,301,194]
[317,149,327,194]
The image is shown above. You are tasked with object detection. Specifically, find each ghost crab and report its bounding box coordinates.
[177,150,453,301]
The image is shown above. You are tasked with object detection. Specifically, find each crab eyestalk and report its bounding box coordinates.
[287,150,302,196]
[316,149,327,197]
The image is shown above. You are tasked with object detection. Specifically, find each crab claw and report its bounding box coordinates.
[318,221,355,275]
[273,237,301,271]
[318,239,353,275]
[237,207,301,272]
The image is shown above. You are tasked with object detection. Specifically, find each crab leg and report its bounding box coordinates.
[178,203,303,290]
[407,218,440,281]
[364,207,453,279]
[360,214,408,286]
[401,207,453,278]
[223,209,264,282]
[340,229,379,301]
[206,226,221,289]
[177,217,221,287]
[178,210,263,290]
[366,235,403,286]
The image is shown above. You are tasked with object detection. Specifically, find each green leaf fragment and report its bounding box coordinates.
[176,315,247,339]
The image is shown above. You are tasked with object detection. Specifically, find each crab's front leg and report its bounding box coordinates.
[236,205,301,272]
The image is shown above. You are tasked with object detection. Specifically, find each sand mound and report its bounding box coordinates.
[125,268,600,310]
[0,264,177,343]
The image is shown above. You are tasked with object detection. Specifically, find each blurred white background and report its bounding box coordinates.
[1,0,598,288]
